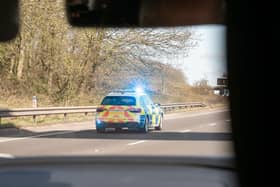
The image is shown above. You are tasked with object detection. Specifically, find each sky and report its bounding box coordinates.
[182,25,227,86]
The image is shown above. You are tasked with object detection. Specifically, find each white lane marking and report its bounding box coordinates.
[0,131,75,143]
[0,153,14,159]
[180,129,191,133]
[208,123,217,126]
[94,149,100,153]
[127,140,146,146]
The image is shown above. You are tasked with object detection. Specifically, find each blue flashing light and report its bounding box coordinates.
[135,86,144,94]
[96,119,102,125]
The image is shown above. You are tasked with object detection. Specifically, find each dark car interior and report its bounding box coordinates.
[0,1,262,187]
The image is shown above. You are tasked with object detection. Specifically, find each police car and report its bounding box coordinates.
[95,89,163,133]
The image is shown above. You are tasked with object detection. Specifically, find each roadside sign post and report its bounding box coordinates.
[32,96,37,108]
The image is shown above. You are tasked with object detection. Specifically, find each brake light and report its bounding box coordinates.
[128,108,142,113]
[96,107,106,113]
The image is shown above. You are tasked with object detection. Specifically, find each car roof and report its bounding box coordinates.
[106,90,147,97]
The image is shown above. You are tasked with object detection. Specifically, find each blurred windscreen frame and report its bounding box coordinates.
[0,0,19,42]
[0,0,226,41]
[66,0,226,27]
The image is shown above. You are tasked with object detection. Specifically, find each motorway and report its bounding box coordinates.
[0,109,233,158]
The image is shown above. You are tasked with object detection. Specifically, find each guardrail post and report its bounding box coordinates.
[64,113,67,121]
[33,115,36,124]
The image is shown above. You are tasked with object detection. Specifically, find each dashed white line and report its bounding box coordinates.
[127,140,146,146]
[94,149,100,153]
[0,131,75,143]
[180,129,191,133]
[0,153,14,159]
[208,123,217,126]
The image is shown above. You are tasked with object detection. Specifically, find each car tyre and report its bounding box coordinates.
[140,117,149,133]
[155,116,163,131]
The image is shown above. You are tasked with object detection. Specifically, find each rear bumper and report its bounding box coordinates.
[96,115,146,130]
[96,122,143,129]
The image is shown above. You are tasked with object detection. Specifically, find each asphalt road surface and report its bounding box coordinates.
[0,109,233,158]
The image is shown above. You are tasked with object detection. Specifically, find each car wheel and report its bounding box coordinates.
[140,117,149,133]
[155,116,163,131]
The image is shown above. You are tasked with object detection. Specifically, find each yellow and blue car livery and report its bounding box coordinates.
[95,90,163,133]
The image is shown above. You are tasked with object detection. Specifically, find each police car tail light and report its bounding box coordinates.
[128,108,142,113]
[96,107,106,113]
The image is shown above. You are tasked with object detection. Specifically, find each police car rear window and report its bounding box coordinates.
[101,96,136,106]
